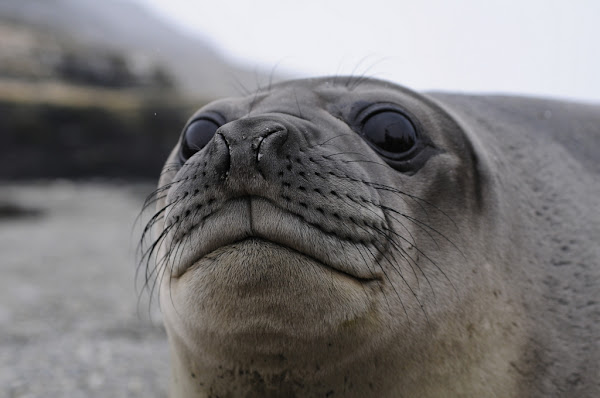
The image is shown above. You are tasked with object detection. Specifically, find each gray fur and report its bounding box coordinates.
[144,77,599,397]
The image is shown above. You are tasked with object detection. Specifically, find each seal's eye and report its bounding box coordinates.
[361,110,417,155]
[179,118,221,163]
[352,104,438,173]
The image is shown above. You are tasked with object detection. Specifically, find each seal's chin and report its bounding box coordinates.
[162,238,382,351]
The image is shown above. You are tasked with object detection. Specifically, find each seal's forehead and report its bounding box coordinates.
[193,76,426,120]
[265,76,412,101]
[263,77,427,115]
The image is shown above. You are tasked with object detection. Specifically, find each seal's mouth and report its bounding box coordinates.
[200,237,380,283]
[166,196,384,282]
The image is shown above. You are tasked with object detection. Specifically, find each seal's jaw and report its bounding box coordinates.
[162,237,382,352]
[160,236,410,398]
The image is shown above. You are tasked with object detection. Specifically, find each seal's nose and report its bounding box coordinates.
[216,117,289,185]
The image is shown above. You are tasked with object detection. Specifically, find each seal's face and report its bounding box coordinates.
[144,77,488,395]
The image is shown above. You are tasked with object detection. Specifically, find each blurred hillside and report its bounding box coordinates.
[0,0,272,97]
[0,0,276,180]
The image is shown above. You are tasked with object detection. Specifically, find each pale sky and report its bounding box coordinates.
[134,0,600,101]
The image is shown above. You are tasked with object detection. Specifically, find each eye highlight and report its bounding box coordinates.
[179,114,223,164]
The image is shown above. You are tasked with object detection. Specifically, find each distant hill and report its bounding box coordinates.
[0,19,177,92]
[0,0,281,99]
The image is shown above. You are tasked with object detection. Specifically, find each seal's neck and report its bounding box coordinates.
[166,319,525,398]
[166,331,401,398]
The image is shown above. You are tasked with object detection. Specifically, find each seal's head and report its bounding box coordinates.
[142,77,526,397]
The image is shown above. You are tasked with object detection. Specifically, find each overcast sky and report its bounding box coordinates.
[134,0,600,101]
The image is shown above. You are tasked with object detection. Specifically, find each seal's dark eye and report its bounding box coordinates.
[352,104,438,173]
[179,118,220,163]
[361,110,417,155]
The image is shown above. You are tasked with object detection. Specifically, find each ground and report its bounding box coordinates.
[0,182,169,398]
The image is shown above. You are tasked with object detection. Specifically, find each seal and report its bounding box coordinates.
[140,77,600,397]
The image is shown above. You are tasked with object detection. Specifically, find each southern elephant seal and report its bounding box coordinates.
[140,77,600,397]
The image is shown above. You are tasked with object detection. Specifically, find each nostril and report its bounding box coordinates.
[257,127,288,163]
[253,136,266,162]
[213,133,231,178]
